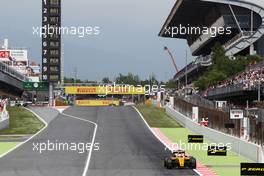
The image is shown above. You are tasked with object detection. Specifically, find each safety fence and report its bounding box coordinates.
[173,96,264,146]
[166,106,264,162]
[206,83,246,97]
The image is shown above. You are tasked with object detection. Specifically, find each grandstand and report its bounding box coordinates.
[172,61,208,86]
[159,0,264,57]
[203,60,264,103]
[159,0,264,103]
[0,60,30,98]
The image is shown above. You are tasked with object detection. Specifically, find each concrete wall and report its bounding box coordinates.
[166,106,264,162]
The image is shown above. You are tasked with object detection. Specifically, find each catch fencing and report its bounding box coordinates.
[166,105,264,162]
[173,96,264,146]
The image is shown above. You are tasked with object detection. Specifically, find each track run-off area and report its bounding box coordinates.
[0,106,198,176]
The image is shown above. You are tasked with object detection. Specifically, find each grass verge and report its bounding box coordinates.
[135,105,181,128]
[0,142,19,155]
[0,107,45,135]
[136,105,251,176]
[160,128,251,176]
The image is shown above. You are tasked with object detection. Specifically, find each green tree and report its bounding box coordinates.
[115,73,141,85]
[165,79,178,89]
[64,77,74,83]
[194,43,264,90]
[102,77,111,83]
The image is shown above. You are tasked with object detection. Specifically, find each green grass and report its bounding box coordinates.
[136,105,250,176]
[0,142,19,155]
[136,105,181,128]
[0,107,45,135]
[160,128,251,176]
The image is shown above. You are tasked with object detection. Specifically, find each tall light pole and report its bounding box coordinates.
[61,43,64,86]
[74,67,77,104]
[74,67,77,85]
[258,81,261,102]
[185,49,188,87]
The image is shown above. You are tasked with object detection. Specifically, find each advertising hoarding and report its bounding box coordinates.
[76,100,120,106]
[0,51,10,59]
[65,86,145,95]
[230,109,244,119]
[192,107,199,122]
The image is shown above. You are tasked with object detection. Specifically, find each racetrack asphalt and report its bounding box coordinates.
[0,106,198,176]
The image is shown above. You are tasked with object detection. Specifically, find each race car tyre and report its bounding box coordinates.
[164,158,173,169]
[189,157,197,169]
[165,158,173,169]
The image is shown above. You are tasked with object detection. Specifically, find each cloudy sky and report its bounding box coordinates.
[0,0,193,81]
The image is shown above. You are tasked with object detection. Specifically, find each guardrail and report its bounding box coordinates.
[182,94,230,112]
[195,55,212,66]
[206,83,246,97]
[174,62,198,80]
[0,61,30,82]
[224,31,253,51]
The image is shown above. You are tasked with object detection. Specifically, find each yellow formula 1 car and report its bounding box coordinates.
[164,150,197,169]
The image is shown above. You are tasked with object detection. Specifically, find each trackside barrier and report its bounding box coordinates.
[165,106,264,162]
[0,99,9,130]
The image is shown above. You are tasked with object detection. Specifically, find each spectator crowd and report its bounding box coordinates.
[203,62,264,97]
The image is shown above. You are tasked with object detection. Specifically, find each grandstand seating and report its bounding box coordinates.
[204,61,264,98]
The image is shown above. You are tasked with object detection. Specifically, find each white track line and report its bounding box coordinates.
[132,106,201,176]
[61,112,98,176]
[0,107,48,159]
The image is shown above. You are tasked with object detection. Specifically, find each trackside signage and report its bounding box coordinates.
[230,109,243,119]
[0,51,10,59]
[192,107,199,122]
[76,100,120,106]
[241,163,264,175]
[188,135,204,143]
[207,146,227,156]
[65,86,145,95]
[23,82,49,91]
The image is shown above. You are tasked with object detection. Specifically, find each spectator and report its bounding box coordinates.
[203,62,264,97]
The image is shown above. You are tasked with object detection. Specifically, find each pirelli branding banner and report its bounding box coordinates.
[76,100,120,106]
[188,135,204,143]
[241,163,264,175]
[207,146,227,156]
[65,86,145,95]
